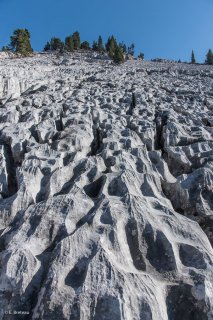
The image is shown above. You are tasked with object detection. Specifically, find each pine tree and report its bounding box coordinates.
[65,36,74,52]
[97,36,105,53]
[128,43,135,56]
[92,41,98,51]
[81,41,90,50]
[206,49,213,65]
[10,29,33,56]
[72,31,81,50]
[119,42,127,54]
[43,38,64,52]
[138,52,144,60]
[44,41,51,51]
[2,46,9,52]
[191,50,196,64]
[108,45,114,58]
[49,38,64,51]
[113,45,124,64]
[106,36,117,58]
[105,37,111,52]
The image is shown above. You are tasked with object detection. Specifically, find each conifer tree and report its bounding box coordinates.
[105,36,124,63]
[113,45,124,64]
[92,41,98,51]
[49,38,64,51]
[127,43,135,56]
[43,38,64,51]
[138,52,144,60]
[81,41,90,50]
[97,36,105,53]
[105,37,111,52]
[2,46,9,52]
[44,41,51,51]
[65,36,74,52]
[106,36,117,58]
[119,42,127,54]
[10,29,33,56]
[106,36,116,51]
[191,50,196,64]
[206,49,213,65]
[72,31,81,50]
[108,45,114,59]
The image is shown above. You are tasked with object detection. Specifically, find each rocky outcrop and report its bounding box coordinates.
[0,53,213,320]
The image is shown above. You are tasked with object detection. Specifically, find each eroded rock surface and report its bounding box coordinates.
[0,52,213,320]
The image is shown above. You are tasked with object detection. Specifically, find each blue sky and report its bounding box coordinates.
[0,0,213,62]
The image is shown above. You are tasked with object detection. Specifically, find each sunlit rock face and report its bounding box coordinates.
[0,52,213,320]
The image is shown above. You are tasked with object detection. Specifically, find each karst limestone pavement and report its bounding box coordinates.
[0,51,213,319]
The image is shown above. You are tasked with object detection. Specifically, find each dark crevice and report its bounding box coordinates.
[202,118,212,127]
[160,180,185,216]
[53,160,87,197]
[0,142,18,198]
[94,294,121,320]
[90,125,104,156]
[166,284,208,320]
[125,218,146,271]
[126,92,136,116]
[29,125,40,143]
[154,111,168,151]
[74,195,104,230]
[198,216,213,247]
[35,168,51,203]
[17,252,50,320]
[55,113,64,132]
[83,176,106,199]
[63,152,76,166]
[65,243,98,290]
[22,224,69,319]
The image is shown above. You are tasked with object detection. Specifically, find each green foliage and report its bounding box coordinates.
[97,36,105,52]
[113,45,124,64]
[2,46,9,52]
[72,31,81,50]
[128,43,135,56]
[65,36,74,52]
[106,36,117,57]
[105,36,124,63]
[92,41,98,51]
[44,41,51,51]
[191,50,196,64]
[206,49,213,65]
[108,46,114,58]
[10,29,33,56]
[138,52,144,60]
[119,42,127,54]
[43,38,65,53]
[48,38,64,51]
[81,41,90,50]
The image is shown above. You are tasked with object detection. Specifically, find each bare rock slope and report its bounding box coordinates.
[0,52,213,320]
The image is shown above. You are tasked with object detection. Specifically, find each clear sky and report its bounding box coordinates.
[0,0,213,62]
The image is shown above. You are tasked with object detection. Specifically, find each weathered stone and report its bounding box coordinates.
[0,53,213,320]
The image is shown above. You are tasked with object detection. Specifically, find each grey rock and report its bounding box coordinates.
[0,53,213,320]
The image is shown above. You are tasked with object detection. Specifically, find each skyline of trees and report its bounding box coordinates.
[43,32,135,63]
[1,29,213,65]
